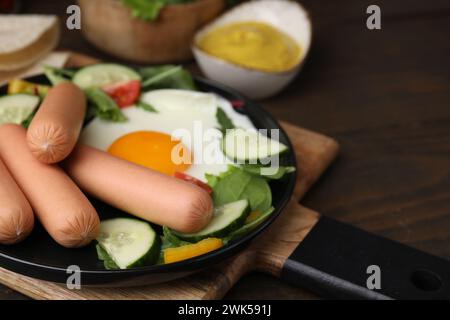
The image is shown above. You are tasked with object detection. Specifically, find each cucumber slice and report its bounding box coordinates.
[241,164,296,180]
[73,64,141,89]
[0,94,40,125]
[222,128,288,163]
[173,199,251,242]
[96,218,160,269]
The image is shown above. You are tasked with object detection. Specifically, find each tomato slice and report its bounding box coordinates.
[230,99,245,109]
[174,172,213,195]
[103,80,141,108]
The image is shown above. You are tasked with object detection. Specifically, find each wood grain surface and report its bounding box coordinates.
[1,0,449,299]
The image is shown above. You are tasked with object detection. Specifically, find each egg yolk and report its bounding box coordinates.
[107,131,192,176]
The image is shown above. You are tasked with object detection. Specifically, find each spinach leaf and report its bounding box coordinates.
[140,65,196,90]
[84,104,98,121]
[208,166,276,244]
[243,175,272,212]
[205,173,219,188]
[213,168,251,206]
[223,206,275,244]
[216,107,235,133]
[85,87,127,122]
[45,66,76,78]
[43,65,74,86]
[21,107,39,129]
[96,244,120,270]
[211,166,272,212]
[136,100,158,113]
[161,226,190,249]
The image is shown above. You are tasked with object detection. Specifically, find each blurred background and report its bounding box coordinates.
[1,0,450,299]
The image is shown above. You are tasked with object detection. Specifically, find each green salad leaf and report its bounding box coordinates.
[140,65,196,90]
[216,107,235,133]
[43,65,74,86]
[121,0,166,21]
[84,87,127,122]
[136,100,158,113]
[223,206,275,244]
[121,0,194,22]
[205,173,219,188]
[210,166,272,212]
[161,226,191,249]
[21,107,39,129]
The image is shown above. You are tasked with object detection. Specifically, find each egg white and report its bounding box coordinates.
[80,89,256,182]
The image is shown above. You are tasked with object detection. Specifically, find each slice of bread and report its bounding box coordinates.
[0,15,60,71]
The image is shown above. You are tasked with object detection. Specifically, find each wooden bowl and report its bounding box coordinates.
[77,0,225,63]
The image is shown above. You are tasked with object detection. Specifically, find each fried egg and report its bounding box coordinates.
[80,89,255,182]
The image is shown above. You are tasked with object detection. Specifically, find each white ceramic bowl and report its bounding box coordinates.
[192,0,312,99]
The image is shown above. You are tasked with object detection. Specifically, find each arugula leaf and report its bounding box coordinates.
[140,65,196,90]
[211,166,272,212]
[216,107,235,133]
[136,100,158,113]
[96,244,120,270]
[84,87,127,122]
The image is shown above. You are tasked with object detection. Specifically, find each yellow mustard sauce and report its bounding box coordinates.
[198,21,301,73]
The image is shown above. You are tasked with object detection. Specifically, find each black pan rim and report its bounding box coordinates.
[0,72,297,282]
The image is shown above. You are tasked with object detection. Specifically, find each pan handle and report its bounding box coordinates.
[280,217,450,299]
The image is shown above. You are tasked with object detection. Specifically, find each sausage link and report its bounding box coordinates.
[27,82,86,164]
[0,159,34,244]
[63,145,213,233]
[0,124,99,248]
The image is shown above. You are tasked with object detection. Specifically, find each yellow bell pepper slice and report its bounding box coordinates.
[8,79,50,97]
[245,210,263,224]
[164,238,223,264]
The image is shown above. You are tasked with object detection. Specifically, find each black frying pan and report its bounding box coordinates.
[1,74,450,299]
[0,74,297,287]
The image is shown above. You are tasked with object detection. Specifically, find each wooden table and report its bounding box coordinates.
[2,0,450,300]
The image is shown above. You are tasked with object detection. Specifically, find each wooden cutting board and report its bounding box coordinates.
[0,53,339,299]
